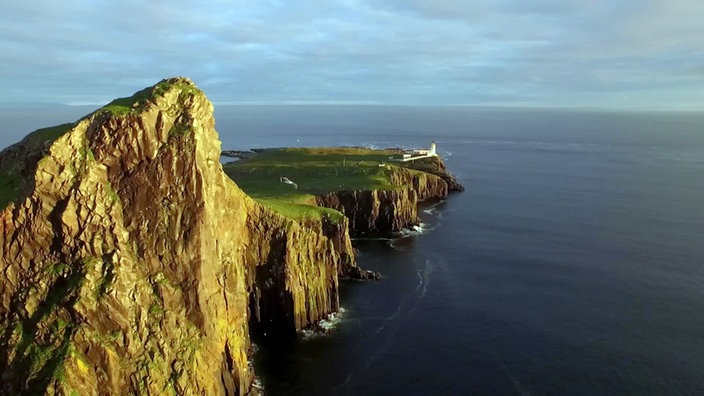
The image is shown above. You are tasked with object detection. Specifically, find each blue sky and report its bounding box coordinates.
[1,0,703,109]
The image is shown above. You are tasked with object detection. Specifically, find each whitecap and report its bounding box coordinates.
[319,309,344,331]
[400,223,428,237]
[250,377,265,392]
[387,239,403,251]
[351,236,394,242]
[423,207,437,215]
[420,200,445,215]
[300,308,346,340]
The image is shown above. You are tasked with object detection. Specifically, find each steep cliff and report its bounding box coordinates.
[400,155,465,192]
[223,146,461,237]
[0,78,355,395]
[315,167,450,235]
[244,205,348,333]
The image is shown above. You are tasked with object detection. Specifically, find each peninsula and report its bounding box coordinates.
[223,146,463,236]
[0,77,462,395]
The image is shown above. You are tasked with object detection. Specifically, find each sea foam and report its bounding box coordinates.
[300,307,346,340]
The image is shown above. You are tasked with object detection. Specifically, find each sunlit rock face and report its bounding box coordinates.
[315,167,451,235]
[0,78,356,395]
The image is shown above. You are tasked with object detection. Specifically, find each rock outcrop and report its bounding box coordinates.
[315,167,450,235]
[0,78,358,395]
[400,155,465,193]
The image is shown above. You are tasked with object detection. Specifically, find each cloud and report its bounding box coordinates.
[0,0,702,108]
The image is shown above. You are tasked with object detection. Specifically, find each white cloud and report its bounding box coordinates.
[0,0,702,108]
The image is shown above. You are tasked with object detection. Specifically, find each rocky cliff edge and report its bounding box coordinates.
[315,164,461,235]
[0,78,357,395]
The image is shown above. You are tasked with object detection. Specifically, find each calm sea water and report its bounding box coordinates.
[2,106,704,395]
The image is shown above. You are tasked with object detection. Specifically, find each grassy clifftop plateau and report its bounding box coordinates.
[224,147,398,220]
[0,76,462,395]
[0,77,361,395]
[223,147,463,235]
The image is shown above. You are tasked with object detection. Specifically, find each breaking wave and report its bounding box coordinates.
[400,223,430,237]
[300,307,346,340]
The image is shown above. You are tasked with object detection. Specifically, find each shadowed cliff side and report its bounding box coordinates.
[315,166,452,235]
[403,155,465,192]
[0,78,353,395]
[223,147,463,238]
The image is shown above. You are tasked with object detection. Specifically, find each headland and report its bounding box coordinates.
[223,146,463,236]
[0,77,462,395]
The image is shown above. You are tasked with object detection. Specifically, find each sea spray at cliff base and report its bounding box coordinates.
[0,79,465,395]
[1,101,703,395]
[219,105,704,396]
[0,79,363,395]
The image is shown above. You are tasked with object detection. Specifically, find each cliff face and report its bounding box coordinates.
[315,167,449,235]
[400,156,465,192]
[0,78,353,395]
[244,206,348,333]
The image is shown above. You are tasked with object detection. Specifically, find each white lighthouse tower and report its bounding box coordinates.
[430,141,437,156]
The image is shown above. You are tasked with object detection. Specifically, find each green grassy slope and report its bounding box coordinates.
[223,147,406,222]
[0,78,199,210]
[0,123,75,209]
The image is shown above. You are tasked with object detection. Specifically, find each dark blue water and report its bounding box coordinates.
[215,106,704,396]
[2,106,704,395]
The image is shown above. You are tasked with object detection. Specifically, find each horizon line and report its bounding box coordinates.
[0,101,701,113]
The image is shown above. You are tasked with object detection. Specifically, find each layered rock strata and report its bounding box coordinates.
[399,155,465,193]
[0,78,357,395]
[315,167,451,235]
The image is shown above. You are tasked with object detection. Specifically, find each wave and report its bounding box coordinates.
[400,222,433,237]
[351,236,394,242]
[422,200,445,215]
[364,254,435,369]
[388,222,441,250]
[415,257,433,300]
[300,307,346,340]
[249,377,265,393]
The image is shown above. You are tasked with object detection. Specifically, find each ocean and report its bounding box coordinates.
[2,105,704,395]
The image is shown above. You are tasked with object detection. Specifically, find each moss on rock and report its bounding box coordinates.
[0,77,358,395]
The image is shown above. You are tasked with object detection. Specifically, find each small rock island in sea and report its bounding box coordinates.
[0,77,463,395]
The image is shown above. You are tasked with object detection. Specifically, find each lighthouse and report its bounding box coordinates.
[430,141,437,156]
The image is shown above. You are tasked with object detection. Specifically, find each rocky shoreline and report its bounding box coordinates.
[0,77,462,395]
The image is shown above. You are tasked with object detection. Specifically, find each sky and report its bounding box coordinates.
[1,0,703,109]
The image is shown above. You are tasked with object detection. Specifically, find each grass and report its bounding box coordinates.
[0,78,204,211]
[106,181,120,203]
[0,171,23,209]
[168,123,192,138]
[256,197,346,223]
[223,147,404,222]
[101,86,154,116]
[4,259,89,393]
[26,123,75,146]
[0,122,75,209]
[101,78,201,116]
